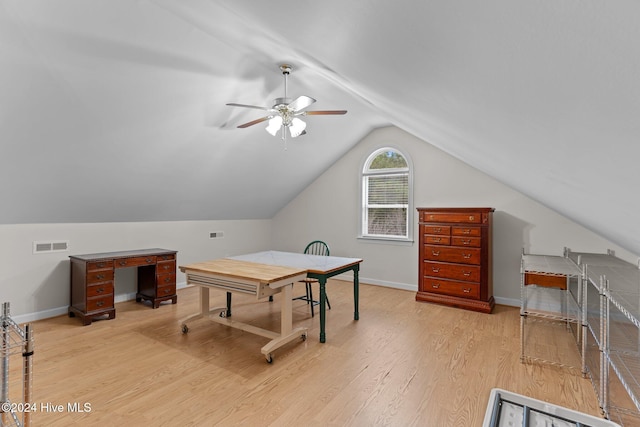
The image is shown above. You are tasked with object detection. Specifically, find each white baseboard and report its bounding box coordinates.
[12,281,518,324]
[12,282,190,324]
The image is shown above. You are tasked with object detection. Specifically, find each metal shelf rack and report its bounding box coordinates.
[520,251,585,373]
[1,302,33,427]
[567,250,640,426]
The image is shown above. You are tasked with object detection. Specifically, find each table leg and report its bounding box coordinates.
[319,276,327,343]
[353,265,360,321]
[226,292,232,317]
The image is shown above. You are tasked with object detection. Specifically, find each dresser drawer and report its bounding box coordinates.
[451,236,481,247]
[423,245,481,265]
[87,260,114,271]
[422,277,480,299]
[115,256,157,268]
[86,269,114,284]
[421,211,482,224]
[86,295,113,312]
[87,282,114,297]
[425,235,451,245]
[451,226,481,237]
[423,261,480,282]
[421,225,451,235]
[157,260,176,274]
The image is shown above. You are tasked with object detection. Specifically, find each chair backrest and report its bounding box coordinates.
[304,240,330,256]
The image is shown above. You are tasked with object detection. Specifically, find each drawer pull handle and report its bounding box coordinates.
[434,238,441,242]
[432,251,440,256]
[463,253,471,259]
[463,271,471,277]
[432,267,440,273]
[119,261,127,266]
[164,288,170,294]
[96,274,104,280]
[462,229,471,235]
[146,258,153,263]
[97,287,104,294]
[96,301,104,307]
[469,216,475,221]
[429,215,435,220]
[432,283,440,289]
[97,262,105,268]
[164,277,171,283]
[463,288,471,293]
[434,227,441,233]
[163,265,170,270]
[462,239,471,245]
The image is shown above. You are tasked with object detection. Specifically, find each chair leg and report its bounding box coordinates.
[308,283,314,317]
[326,294,331,310]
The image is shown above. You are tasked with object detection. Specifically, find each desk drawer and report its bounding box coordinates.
[157,260,176,274]
[157,283,176,298]
[115,256,157,268]
[87,295,113,312]
[87,282,113,298]
[157,253,176,261]
[422,278,480,299]
[423,245,481,265]
[157,273,176,286]
[86,269,114,284]
[87,260,113,271]
[423,261,480,282]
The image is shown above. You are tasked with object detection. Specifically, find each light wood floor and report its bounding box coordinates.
[7,281,602,426]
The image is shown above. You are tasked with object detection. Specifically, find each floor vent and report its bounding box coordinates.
[209,231,224,239]
[33,240,69,254]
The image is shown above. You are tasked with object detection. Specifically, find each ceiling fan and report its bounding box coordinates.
[226,64,347,141]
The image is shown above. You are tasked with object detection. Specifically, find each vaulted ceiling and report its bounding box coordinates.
[2,1,639,255]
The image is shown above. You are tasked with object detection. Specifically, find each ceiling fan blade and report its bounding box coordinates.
[237,116,270,128]
[226,103,270,111]
[303,110,348,115]
[288,95,316,112]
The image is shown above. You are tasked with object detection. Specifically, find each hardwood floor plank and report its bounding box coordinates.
[15,280,602,426]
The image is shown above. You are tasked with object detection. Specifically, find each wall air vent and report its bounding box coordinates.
[209,231,224,239]
[33,240,69,254]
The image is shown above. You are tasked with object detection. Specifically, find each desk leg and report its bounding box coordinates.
[319,276,327,343]
[354,265,360,321]
[226,292,232,317]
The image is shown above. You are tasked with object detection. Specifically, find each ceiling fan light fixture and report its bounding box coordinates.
[265,116,283,136]
[289,117,307,138]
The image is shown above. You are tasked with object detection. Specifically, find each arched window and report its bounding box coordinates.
[360,147,413,241]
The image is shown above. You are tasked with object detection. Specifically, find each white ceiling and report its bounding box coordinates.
[2,1,640,255]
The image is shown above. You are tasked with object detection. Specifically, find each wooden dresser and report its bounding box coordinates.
[416,207,494,313]
[69,248,178,325]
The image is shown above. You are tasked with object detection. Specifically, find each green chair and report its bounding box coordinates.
[293,240,331,317]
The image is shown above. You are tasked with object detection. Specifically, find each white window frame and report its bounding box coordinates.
[359,146,413,243]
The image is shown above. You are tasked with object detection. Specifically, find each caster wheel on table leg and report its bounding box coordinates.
[181,324,189,334]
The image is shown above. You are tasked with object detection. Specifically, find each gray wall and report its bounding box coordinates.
[270,126,636,305]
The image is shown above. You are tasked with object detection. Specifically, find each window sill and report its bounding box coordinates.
[357,236,414,246]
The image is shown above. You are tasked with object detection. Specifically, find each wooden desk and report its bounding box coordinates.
[229,251,363,343]
[179,258,308,363]
[69,248,177,325]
